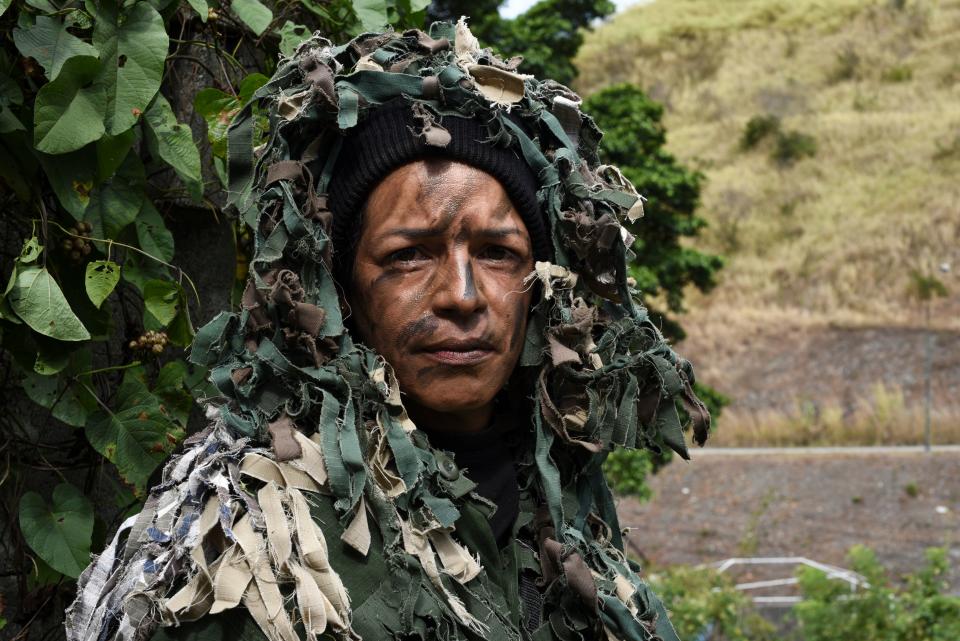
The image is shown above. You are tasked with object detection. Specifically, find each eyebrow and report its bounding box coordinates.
[379,226,523,241]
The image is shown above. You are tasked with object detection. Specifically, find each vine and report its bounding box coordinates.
[0,0,425,636]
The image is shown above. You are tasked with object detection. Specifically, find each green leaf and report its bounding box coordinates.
[18,236,43,264]
[19,483,93,578]
[85,260,120,308]
[33,55,106,154]
[155,360,194,425]
[92,0,168,135]
[121,255,170,293]
[8,266,91,341]
[96,128,136,182]
[33,345,69,374]
[134,199,174,262]
[165,297,194,346]
[85,369,184,492]
[84,152,145,239]
[186,0,208,20]
[24,0,57,12]
[276,21,310,57]
[12,15,99,81]
[194,87,239,159]
[143,279,181,326]
[144,94,202,201]
[21,366,93,426]
[352,0,388,32]
[231,0,273,36]
[39,144,98,218]
[238,73,269,103]
[0,0,12,17]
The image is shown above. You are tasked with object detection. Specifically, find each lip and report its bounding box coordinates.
[419,338,495,365]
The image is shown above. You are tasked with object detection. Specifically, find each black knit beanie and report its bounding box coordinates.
[328,103,551,277]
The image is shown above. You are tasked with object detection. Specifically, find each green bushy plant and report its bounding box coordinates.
[772,130,818,166]
[740,114,782,150]
[794,546,960,641]
[649,565,775,641]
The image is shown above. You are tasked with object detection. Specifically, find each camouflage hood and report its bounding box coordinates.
[67,20,710,641]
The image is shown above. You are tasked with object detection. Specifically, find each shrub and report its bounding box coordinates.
[772,130,818,166]
[793,545,960,641]
[740,114,782,150]
[649,565,775,641]
[881,64,913,82]
[830,44,861,83]
[603,448,654,499]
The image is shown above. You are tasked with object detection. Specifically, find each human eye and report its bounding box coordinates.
[386,246,427,265]
[479,245,519,262]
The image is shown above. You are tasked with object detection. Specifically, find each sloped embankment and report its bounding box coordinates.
[575,0,960,437]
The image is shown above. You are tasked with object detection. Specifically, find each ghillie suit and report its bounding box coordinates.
[67,20,710,641]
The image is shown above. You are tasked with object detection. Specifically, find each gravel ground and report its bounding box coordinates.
[616,450,960,592]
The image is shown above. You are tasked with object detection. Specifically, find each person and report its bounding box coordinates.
[66,20,710,641]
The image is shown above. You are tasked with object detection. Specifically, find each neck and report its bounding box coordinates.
[406,401,493,435]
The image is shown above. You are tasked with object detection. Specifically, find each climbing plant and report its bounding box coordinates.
[0,0,427,636]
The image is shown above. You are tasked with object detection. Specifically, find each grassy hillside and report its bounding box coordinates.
[575,0,960,328]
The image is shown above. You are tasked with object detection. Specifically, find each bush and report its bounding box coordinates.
[772,130,818,166]
[881,64,913,83]
[649,565,775,641]
[830,44,861,83]
[794,546,960,641]
[740,114,782,150]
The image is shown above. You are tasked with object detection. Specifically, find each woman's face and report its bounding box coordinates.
[348,159,535,433]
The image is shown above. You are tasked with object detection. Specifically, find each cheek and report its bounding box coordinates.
[351,271,428,353]
[508,292,530,352]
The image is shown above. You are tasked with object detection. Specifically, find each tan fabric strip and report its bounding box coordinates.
[289,560,329,638]
[258,482,292,570]
[209,545,252,614]
[241,452,320,492]
[427,530,482,584]
[291,431,329,487]
[289,489,351,618]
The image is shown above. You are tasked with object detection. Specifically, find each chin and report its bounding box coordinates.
[408,385,496,416]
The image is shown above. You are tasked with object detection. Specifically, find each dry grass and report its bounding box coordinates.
[576,0,960,327]
[712,382,960,446]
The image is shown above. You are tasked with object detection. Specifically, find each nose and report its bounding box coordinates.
[431,253,487,319]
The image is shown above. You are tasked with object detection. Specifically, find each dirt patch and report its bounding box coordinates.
[617,451,960,590]
[684,321,960,414]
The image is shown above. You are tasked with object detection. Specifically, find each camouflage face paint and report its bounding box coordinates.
[348,160,534,434]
